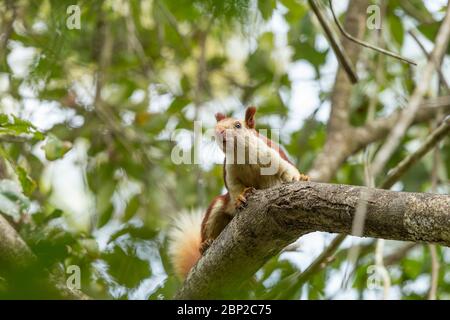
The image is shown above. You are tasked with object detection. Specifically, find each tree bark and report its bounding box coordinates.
[175,181,450,299]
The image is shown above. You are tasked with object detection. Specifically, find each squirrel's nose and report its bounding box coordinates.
[216,127,225,136]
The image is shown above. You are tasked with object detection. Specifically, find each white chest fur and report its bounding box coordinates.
[226,163,283,189]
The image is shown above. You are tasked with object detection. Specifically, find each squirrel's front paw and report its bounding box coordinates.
[281,169,300,182]
[299,173,310,181]
[281,168,310,182]
[235,187,255,209]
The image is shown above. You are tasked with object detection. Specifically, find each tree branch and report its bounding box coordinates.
[380,115,450,189]
[175,181,450,299]
[409,29,449,92]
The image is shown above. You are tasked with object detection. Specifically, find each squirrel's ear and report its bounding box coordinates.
[215,113,226,122]
[245,106,256,128]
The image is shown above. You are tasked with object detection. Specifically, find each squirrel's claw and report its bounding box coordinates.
[282,170,310,182]
[235,195,247,209]
[299,173,310,181]
[235,187,255,209]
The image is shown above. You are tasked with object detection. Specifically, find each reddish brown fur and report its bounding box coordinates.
[200,193,231,243]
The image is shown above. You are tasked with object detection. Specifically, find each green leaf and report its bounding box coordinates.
[389,15,404,46]
[0,114,44,141]
[42,135,72,161]
[32,209,64,225]
[258,0,276,20]
[103,245,151,288]
[97,204,114,228]
[16,166,36,196]
[123,195,140,222]
[280,0,307,24]
[96,182,116,228]
[0,179,30,221]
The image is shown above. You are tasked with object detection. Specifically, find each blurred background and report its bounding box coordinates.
[0,0,449,299]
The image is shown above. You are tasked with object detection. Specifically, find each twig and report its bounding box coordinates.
[123,1,154,73]
[375,239,391,299]
[154,0,189,50]
[380,116,450,189]
[264,233,346,299]
[384,242,417,266]
[428,244,440,300]
[328,0,417,66]
[337,241,417,287]
[408,29,449,92]
[308,0,358,83]
[399,0,435,25]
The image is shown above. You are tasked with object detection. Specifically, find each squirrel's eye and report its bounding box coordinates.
[234,122,241,129]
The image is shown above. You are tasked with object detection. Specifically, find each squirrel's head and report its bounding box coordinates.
[214,106,256,153]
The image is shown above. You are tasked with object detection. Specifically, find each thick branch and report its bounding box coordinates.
[175,181,450,299]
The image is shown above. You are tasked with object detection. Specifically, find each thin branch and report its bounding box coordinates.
[123,1,154,74]
[375,239,391,299]
[371,5,450,176]
[380,115,450,189]
[428,244,440,300]
[309,0,358,84]
[384,242,417,266]
[408,29,449,92]
[328,0,417,66]
[399,0,435,25]
[266,234,346,299]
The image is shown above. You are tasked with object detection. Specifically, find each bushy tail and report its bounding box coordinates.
[168,210,203,279]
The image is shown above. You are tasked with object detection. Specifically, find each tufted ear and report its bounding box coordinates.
[245,106,256,128]
[215,113,226,122]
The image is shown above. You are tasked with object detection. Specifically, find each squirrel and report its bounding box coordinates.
[168,106,309,279]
